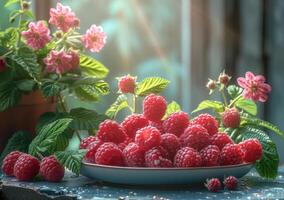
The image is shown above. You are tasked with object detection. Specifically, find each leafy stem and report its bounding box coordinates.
[132,94,137,113]
[228,94,242,107]
[221,89,228,106]
[16,0,24,49]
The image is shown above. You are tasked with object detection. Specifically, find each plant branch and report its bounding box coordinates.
[132,94,137,113]
[228,94,242,107]
[221,90,228,106]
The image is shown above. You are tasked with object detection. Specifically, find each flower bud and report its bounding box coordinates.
[206,79,217,90]
[22,1,29,10]
[73,19,80,27]
[55,31,63,39]
[219,71,231,85]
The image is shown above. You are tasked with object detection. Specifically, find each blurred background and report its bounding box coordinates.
[1,0,284,161]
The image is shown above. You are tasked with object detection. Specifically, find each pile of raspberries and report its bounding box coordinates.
[82,93,263,168]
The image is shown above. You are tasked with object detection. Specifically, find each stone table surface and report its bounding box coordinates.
[1,166,284,200]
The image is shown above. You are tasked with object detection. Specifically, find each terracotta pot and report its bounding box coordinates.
[0,91,56,152]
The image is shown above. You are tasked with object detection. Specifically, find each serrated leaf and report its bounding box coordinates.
[237,126,279,179]
[5,0,20,7]
[23,10,35,19]
[192,100,224,113]
[9,10,21,23]
[0,131,32,165]
[17,79,36,91]
[93,80,110,95]
[80,54,109,79]
[105,94,129,119]
[41,80,66,97]
[29,118,73,156]
[135,77,169,96]
[235,97,257,116]
[74,85,99,101]
[55,149,87,175]
[227,85,243,99]
[0,82,22,111]
[0,27,18,47]
[36,112,68,132]
[69,108,108,130]
[163,101,181,119]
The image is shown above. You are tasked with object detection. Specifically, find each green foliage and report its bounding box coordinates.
[236,126,279,179]
[0,27,18,47]
[192,100,224,113]
[16,79,36,92]
[0,131,32,165]
[163,101,181,119]
[105,94,129,119]
[29,118,72,156]
[74,85,99,101]
[5,0,20,7]
[69,108,108,130]
[227,85,243,99]
[93,80,110,95]
[55,149,87,175]
[0,81,22,111]
[135,77,169,96]
[235,97,257,116]
[41,80,66,97]
[36,112,67,132]
[80,54,109,79]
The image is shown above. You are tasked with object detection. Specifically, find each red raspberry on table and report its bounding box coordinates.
[200,145,220,167]
[222,108,241,128]
[97,120,126,144]
[118,137,133,151]
[220,144,244,165]
[149,120,164,134]
[180,125,210,151]
[121,114,149,138]
[1,151,22,176]
[205,178,222,192]
[95,143,124,166]
[39,155,65,182]
[0,59,7,72]
[174,147,202,167]
[143,94,167,122]
[145,146,172,167]
[161,133,181,159]
[223,176,238,190]
[135,126,161,151]
[239,139,262,163]
[210,132,234,150]
[118,75,136,93]
[191,114,219,136]
[163,111,190,137]
[84,139,104,163]
[123,143,145,167]
[14,154,40,181]
[79,136,98,149]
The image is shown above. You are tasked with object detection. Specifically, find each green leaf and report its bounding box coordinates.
[23,10,35,19]
[80,54,109,79]
[135,77,169,96]
[36,112,68,132]
[0,27,18,47]
[9,10,22,23]
[69,108,108,130]
[105,94,129,119]
[227,85,243,99]
[93,80,110,95]
[235,97,257,115]
[29,118,73,156]
[0,131,32,165]
[17,79,36,92]
[163,101,181,119]
[74,85,99,102]
[41,80,66,97]
[192,100,224,113]
[5,0,20,7]
[55,149,87,175]
[0,82,22,111]
[237,126,279,179]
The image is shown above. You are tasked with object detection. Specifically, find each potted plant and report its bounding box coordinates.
[0,0,109,151]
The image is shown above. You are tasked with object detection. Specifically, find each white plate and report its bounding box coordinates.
[80,162,254,185]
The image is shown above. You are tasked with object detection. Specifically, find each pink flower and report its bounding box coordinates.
[237,71,272,102]
[44,50,79,74]
[49,3,79,32]
[21,21,51,50]
[81,25,107,53]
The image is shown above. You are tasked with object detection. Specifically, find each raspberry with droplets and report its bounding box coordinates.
[95,143,124,166]
[191,114,219,136]
[135,126,161,151]
[121,114,149,138]
[210,132,234,150]
[145,146,172,167]
[143,94,167,122]
[224,176,238,190]
[80,136,98,149]
[200,145,220,167]
[97,120,126,144]
[163,111,190,137]
[84,139,104,163]
[123,143,145,167]
[205,178,222,192]
[161,133,181,159]
[220,144,244,165]
[174,147,202,167]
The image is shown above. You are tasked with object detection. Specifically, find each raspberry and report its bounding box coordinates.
[222,108,241,128]
[200,145,220,167]
[149,120,164,134]
[79,136,98,149]
[123,143,145,167]
[121,114,149,138]
[39,155,65,182]
[118,137,133,151]
[180,125,210,151]
[97,120,126,144]
[145,146,172,167]
[118,75,136,93]
[163,111,190,137]
[95,143,124,166]
[239,139,262,163]
[220,144,244,165]
[0,59,7,72]
[161,133,181,159]
[143,94,167,122]
[210,132,233,150]
[205,178,222,192]
[174,147,202,167]
[223,176,238,190]
[84,139,104,163]
[135,126,161,151]
[191,114,219,136]
[14,154,40,181]
[1,151,22,176]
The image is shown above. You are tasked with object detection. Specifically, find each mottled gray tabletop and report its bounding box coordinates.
[1,166,284,200]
